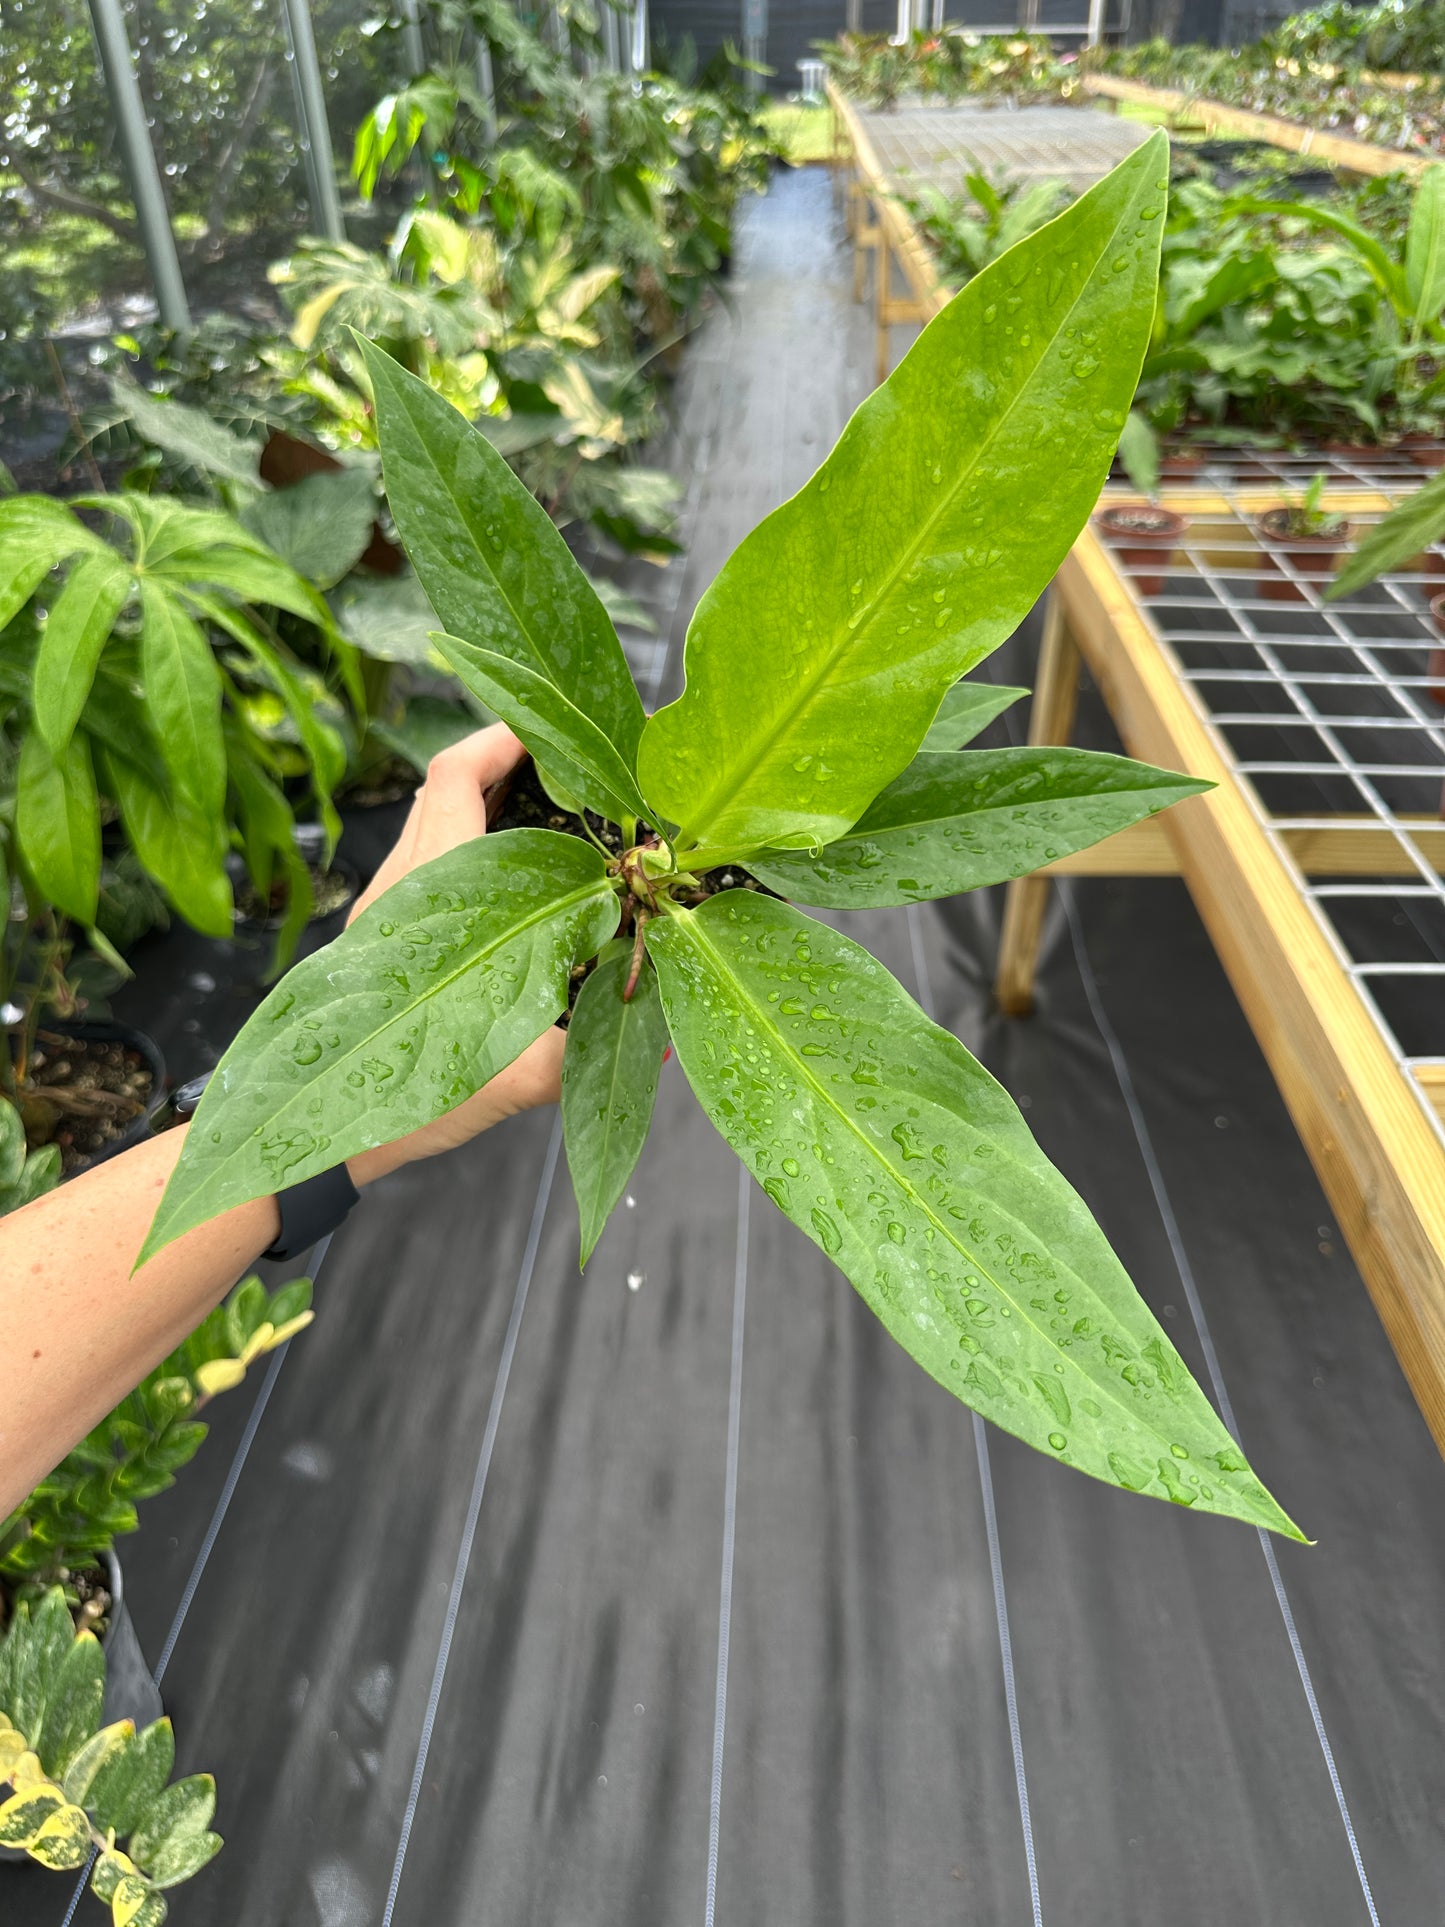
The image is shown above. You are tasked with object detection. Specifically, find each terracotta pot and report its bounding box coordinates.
[1094,505,1189,599]
[1425,593,1445,707]
[1399,432,1445,472]
[1254,507,1353,603]
[1158,447,1205,482]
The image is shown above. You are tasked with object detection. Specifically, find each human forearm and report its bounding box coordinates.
[0,1124,280,1517]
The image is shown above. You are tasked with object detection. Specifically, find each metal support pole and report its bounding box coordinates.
[631,0,649,80]
[742,0,765,89]
[1086,0,1106,44]
[931,0,945,29]
[400,0,426,77]
[280,0,344,240]
[86,0,191,332]
[475,38,498,140]
[601,0,620,71]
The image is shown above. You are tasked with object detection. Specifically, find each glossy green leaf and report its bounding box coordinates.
[101,749,233,938]
[16,728,101,924]
[35,1632,104,1779]
[432,632,650,825]
[0,498,99,631]
[32,550,133,752]
[647,893,1301,1537]
[138,581,225,819]
[356,338,645,799]
[750,748,1208,907]
[921,680,1028,752]
[141,830,620,1260]
[1405,163,1445,331]
[239,470,377,589]
[84,1717,173,1838]
[561,939,669,1265]
[637,132,1169,858]
[1330,467,1445,598]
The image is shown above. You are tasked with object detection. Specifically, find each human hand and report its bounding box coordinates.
[344,725,567,1186]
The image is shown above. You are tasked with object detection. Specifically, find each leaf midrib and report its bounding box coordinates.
[181,862,614,1223]
[672,904,1237,1474]
[674,160,1156,849]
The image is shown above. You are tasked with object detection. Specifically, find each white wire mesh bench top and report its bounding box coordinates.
[850,101,1152,193]
[1091,475,1445,1128]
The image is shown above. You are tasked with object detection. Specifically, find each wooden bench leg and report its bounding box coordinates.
[875,231,892,386]
[995,590,1082,1017]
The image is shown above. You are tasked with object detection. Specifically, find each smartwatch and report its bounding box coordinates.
[171,1073,359,1260]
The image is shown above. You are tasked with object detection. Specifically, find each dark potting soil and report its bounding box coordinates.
[18,1034,154,1172]
[233,862,357,928]
[339,756,422,811]
[0,1565,113,1641]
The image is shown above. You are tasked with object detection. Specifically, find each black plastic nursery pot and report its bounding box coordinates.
[15,1020,168,1178]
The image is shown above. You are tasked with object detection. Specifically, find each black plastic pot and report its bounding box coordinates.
[100,1545,164,1730]
[30,1020,168,1177]
[0,1547,159,1859]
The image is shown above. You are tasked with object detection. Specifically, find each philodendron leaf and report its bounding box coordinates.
[647,893,1301,1537]
[1329,467,1445,597]
[141,831,620,1259]
[356,338,645,803]
[432,632,650,825]
[638,131,1170,857]
[561,939,669,1265]
[922,680,1029,751]
[751,748,1209,907]
[100,749,233,939]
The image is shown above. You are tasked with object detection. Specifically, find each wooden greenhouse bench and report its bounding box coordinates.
[1078,72,1431,179]
[1007,489,1445,1460]
[830,94,1445,1450]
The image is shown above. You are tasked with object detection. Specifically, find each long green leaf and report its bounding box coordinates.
[646,893,1301,1537]
[141,830,620,1260]
[138,580,225,819]
[561,940,669,1265]
[1244,198,1408,312]
[34,1632,104,1779]
[1329,469,1445,598]
[32,550,133,752]
[1406,164,1445,332]
[356,338,645,806]
[751,748,1208,907]
[637,132,1170,858]
[15,729,101,924]
[432,632,650,824]
[101,749,233,938]
[921,680,1028,751]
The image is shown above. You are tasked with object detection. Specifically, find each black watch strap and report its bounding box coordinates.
[172,1071,359,1260]
[264,1163,360,1261]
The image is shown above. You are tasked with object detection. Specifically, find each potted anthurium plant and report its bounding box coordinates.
[141,131,1302,1540]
